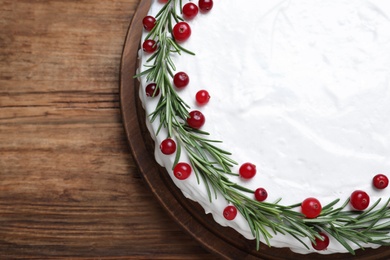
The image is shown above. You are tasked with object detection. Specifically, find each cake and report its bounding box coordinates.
[136,0,390,255]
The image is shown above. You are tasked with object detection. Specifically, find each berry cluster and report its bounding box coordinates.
[297,173,389,251]
[142,0,213,53]
[223,172,389,252]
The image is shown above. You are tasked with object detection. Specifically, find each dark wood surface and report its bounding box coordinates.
[0,0,218,259]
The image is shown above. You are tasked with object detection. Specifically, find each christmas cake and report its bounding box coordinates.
[136,0,390,255]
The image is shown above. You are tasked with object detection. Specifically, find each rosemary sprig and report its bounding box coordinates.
[135,0,193,137]
[135,0,390,254]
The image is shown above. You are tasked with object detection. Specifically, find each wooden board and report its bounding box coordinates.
[119,1,390,259]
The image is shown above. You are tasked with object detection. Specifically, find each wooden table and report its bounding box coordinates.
[0,1,219,259]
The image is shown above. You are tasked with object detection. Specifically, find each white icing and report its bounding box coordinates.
[138,0,390,254]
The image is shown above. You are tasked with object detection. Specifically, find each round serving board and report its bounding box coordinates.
[119,1,390,259]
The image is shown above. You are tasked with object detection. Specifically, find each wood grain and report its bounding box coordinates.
[0,0,218,259]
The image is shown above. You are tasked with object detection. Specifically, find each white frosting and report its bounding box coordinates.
[138,0,390,254]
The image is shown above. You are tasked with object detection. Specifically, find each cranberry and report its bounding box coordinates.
[195,90,210,105]
[239,162,256,179]
[350,190,370,210]
[254,188,268,202]
[187,110,205,129]
[301,197,322,218]
[172,22,191,42]
[312,232,330,251]
[373,174,389,189]
[173,162,192,180]
[183,3,199,20]
[142,39,157,53]
[142,16,156,31]
[198,0,213,12]
[173,72,189,88]
[145,83,160,97]
[223,205,237,220]
[160,138,176,155]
